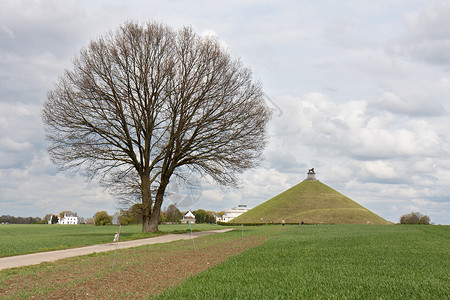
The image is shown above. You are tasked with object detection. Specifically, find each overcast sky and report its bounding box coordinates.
[1,0,450,224]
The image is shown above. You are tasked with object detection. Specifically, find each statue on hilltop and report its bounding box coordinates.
[305,168,318,181]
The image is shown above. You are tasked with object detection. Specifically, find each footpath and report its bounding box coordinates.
[0,228,233,271]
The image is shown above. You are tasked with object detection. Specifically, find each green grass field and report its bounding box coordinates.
[0,224,448,299]
[155,225,449,299]
[0,223,221,257]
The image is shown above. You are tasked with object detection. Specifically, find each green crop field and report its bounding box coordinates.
[0,223,221,257]
[155,225,449,299]
[0,224,448,299]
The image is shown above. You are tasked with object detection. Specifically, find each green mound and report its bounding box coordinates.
[232,180,390,224]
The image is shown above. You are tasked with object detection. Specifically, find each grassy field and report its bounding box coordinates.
[155,225,449,299]
[0,223,221,257]
[0,225,448,299]
[0,226,259,299]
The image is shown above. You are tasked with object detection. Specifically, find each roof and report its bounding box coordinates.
[184,211,195,218]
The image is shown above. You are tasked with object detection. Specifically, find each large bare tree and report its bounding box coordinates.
[42,21,271,232]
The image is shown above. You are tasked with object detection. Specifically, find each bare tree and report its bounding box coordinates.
[400,212,431,224]
[42,21,271,232]
[165,204,182,223]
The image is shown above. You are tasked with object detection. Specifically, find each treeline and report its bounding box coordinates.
[191,209,216,224]
[117,204,221,225]
[0,215,43,224]
[159,206,219,224]
[0,206,222,226]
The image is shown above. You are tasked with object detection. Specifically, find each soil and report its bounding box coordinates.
[0,233,265,299]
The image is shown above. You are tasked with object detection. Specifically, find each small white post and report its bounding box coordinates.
[112,224,122,269]
[188,221,196,251]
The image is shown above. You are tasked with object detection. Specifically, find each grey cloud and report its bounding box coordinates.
[262,149,307,174]
[370,91,445,117]
[0,103,45,168]
[0,25,15,39]
[0,165,116,218]
[0,137,32,152]
[399,2,450,66]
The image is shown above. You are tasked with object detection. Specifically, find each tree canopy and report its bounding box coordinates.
[400,212,431,224]
[94,211,113,226]
[42,21,271,232]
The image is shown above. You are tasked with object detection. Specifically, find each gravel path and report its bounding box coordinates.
[0,228,233,271]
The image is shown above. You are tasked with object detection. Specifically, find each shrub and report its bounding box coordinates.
[419,215,431,225]
[400,212,430,225]
[51,215,59,224]
[94,211,112,226]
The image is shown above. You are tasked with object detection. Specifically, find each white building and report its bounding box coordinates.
[214,214,222,223]
[60,213,78,224]
[181,210,196,224]
[222,205,249,222]
[48,212,79,224]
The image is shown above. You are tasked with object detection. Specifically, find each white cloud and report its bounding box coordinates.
[371,91,445,116]
[271,93,446,161]
[0,137,32,152]
[360,161,398,180]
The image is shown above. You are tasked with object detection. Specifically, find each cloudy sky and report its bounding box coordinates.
[1,0,450,224]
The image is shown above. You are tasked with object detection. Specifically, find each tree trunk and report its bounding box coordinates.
[141,174,154,233]
[141,174,170,233]
[147,204,161,232]
[142,216,154,232]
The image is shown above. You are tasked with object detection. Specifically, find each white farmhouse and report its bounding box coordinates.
[181,210,196,224]
[222,205,249,222]
[60,212,79,224]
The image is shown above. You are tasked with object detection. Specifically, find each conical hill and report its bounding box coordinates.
[232,180,390,224]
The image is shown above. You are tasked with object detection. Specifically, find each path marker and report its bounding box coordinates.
[112,225,122,268]
[188,222,196,251]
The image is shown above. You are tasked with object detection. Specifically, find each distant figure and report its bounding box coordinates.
[301,221,304,225]
[113,233,119,242]
[282,219,285,226]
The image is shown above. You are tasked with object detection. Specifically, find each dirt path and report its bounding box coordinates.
[0,228,233,271]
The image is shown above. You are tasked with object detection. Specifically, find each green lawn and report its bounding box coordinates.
[154,225,449,299]
[0,223,221,257]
